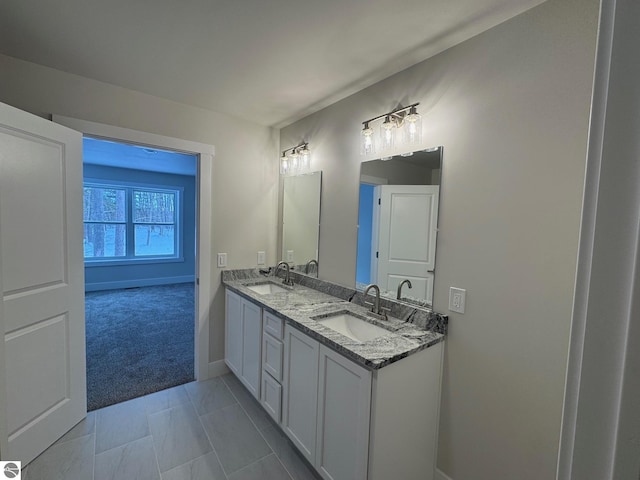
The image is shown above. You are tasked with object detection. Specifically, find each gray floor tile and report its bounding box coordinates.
[145,384,191,414]
[261,425,320,480]
[95,435,160,480]
[200,403,272,475]
[184,377,237,415]
[161,452,227,480]
[95,396,149,453]
[227,454,292,480]
[222,374,274,433]
[55,412,96,445]
[148,403,212,472]
[220,373,243,391]
[26,433,95,480]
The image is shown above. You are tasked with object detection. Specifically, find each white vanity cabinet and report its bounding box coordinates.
[282,323,444,480]
[282,324,372,480]
[261,311,285,423]
[316,343,372,480]
[282,324,320,463]
[224,289,262,399]
[225,287,444,480]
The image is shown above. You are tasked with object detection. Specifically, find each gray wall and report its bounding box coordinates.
[280,0,599,478]
[0,53,280,365]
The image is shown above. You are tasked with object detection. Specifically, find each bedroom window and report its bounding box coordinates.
[83,183,180,262]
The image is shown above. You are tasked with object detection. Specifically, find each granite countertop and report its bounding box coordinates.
[223,275,445,370]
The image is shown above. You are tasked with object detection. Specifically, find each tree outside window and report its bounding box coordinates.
[83,183,178,260]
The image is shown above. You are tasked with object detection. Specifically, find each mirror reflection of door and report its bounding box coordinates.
[356,148,442,305]
[375,184,439,304]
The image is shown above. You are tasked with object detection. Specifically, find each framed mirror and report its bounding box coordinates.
[282,171,322,276]
[356,147,442,306]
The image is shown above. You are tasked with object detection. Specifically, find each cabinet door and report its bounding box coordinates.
[262,332,283,382]
[261,371,282,423]
[263,311,284,339]
[241,299,262,399]
[225,289,243,376]
[316,345,372,480]
[283,325,319,464]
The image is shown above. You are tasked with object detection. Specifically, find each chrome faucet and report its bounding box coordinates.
[276,261,294,286]
[363,284,388,320]
[305,259,318,275]
[397,279,412,300]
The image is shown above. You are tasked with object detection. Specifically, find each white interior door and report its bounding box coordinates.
[0,102,86,464]
[375,185,439,303]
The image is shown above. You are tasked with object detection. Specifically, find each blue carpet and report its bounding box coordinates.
[85,283,195,411]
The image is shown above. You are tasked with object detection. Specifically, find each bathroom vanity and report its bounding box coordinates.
[223,270,446,480]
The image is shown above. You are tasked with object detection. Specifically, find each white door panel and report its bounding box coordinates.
[376,185,439,302]
[0,102,86,464]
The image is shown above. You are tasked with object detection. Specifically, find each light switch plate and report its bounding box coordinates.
[257,251,266,265]
[217,253,227,268]
[449,287,466,314]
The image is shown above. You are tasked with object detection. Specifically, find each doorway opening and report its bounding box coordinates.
[82,136,198,410]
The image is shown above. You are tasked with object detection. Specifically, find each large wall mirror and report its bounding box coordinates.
[356,147,442,306]
[282,171,322,275]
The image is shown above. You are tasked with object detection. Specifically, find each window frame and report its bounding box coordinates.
[83,179,184,266]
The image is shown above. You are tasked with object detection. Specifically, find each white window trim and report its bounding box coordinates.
[83,179,184,264]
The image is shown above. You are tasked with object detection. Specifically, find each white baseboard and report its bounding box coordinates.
[85,275,194,292]
[435,468,453,480]
[207,359,230,379]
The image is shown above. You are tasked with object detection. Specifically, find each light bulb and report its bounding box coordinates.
[361,122,375,155]
[288,150,300,173]
[404,106,422,146]
[280,154,289,175]
[380,115,396,151]
[299,145,310,171]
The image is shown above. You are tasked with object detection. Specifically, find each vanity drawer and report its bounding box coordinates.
[261,371,282,423]
[263,311,284,339]
[262,332,284,381]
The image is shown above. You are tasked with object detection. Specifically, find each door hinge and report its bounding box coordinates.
[376,251,379,258]
[378,198,381,205]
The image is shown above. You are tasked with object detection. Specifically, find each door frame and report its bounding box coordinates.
[52,115,214,381]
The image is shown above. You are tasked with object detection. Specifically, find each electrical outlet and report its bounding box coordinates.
[217,253,227,268]
[286,250,294,262]
[449,287,466,314]
[257,251,266,265]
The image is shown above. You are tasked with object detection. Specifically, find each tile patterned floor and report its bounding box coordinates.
[23,374,321,480]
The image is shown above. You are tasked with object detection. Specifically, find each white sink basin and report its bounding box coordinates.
[246,283,289,295]
[315,312,391,342]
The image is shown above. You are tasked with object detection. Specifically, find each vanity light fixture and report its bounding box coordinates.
[360,102,422,156]
[280,142,310,176]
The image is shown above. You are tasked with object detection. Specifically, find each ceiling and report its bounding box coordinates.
[0,0,546,128]
[83,137,197,176]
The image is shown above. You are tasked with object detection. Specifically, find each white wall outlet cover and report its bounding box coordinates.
[217,253,227,268]
[257,251,266,265]
[449,287,466,314]
[286,250,294,262]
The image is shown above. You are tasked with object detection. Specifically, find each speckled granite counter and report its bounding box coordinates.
[223,269,446,370]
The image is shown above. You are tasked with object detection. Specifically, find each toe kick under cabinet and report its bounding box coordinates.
[225,288,444,480]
